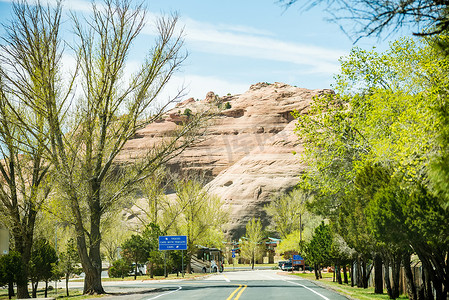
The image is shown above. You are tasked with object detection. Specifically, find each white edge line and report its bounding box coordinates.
[223,275,231,282]
[285,280,330,300]
[146,286,182,300]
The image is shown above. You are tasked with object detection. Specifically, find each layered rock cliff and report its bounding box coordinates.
[120,82,333,238]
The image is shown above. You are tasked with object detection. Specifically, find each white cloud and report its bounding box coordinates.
[140,14,343,75]
[1,0,342,74]
[178,17,343,75]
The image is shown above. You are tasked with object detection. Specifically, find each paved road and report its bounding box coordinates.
[74,270,348,300]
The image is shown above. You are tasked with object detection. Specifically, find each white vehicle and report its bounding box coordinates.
[129,263,147,276]
[190,246,223,273]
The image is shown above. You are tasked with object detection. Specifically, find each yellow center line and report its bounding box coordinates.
[226,284,242,300]
[234,284,247,300]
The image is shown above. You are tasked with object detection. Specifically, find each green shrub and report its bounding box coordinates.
[183,108,192,117]
[108,259,131,278]
[224,102,231,109]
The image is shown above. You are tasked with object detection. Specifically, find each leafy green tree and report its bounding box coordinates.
[367,179,449,299]
[294,36,449,298]
[0,251,22,299]
[29,239,58,298]
[56,238,81,297]
[265,190,309,239]
[101,218,131,267]
[122,234,150,280]
[305,222,333,280]
[0,0,212,295]
[162,178,228,273]
[240,218,265,270]
[0,2,57,296]
[142,223,165,278]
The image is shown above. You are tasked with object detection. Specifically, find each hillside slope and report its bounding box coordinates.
[120,82,333,238]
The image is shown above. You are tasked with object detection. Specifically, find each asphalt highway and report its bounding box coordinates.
[85,270,348,300]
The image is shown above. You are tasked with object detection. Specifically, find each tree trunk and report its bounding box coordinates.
[314,263,319,280]
[17,274,30,298]
[319,265,322,279]
[361,259,369,288]
[45,280,48,298]
[14,228,33,299]
[74,184,105,295]
[32,281,38,298]
[66,273,70,296]
[385,257,393,298]
[8,281,14,299]
[83,267,105,295]
[424,267,434,300]
[357,256,363,288]
[350,262,355,287]
[391,256,401,299]
[336,262,342,284]
[402,254,417,300]
[343,264,349,284]
[374,253,383,294]
[251,251,254,270]
[333,265,336,282]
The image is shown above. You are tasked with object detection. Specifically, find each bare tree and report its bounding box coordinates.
[278,0,449,38]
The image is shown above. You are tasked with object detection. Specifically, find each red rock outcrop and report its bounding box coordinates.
[120,82,333,238]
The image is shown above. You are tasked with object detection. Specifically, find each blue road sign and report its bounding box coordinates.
[158,235,187,250]
[293,255,303,260]
[232,253,236,258]
[232,249,236,253]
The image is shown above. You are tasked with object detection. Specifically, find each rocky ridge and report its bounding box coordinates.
[120,82,333,238]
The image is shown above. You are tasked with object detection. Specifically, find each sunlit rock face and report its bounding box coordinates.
[119,82,333,239]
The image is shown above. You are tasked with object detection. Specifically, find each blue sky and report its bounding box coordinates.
[0,0,401,101]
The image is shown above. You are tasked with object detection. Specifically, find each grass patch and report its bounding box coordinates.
[0,288,105,300]
[101,272,209,281]
[0,272,207,299]
[290,272,408,300]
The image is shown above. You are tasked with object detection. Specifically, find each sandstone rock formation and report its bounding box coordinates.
[120,82,333,238]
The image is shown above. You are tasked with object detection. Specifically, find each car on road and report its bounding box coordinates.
[280,262,293,271]
[277,261,288,269]
[129,263,146,276]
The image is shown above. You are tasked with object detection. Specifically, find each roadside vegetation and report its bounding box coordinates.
[2,0,449,299]
[269,1,449,300]
[292,272,408,300]
[0,0,221,298]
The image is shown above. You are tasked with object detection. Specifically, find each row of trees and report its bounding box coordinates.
[0,239,80,299]
[272,1,449,299]
[0,0,215,297]
[291,37,449,300]
[106,176,229,278]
